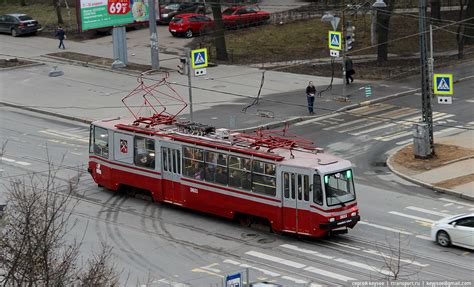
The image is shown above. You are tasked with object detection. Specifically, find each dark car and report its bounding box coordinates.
[222,6,270,29]
[159,2,206,24]
[0,13,41,37]
[169,13,213,38]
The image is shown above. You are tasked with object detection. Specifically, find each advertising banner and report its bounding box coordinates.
[79,0,150,31]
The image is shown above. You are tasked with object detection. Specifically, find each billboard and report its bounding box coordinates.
[78,0,152,31]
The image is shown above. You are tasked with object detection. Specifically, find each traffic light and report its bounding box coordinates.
[177,57,187,75]
[345,23,355,52]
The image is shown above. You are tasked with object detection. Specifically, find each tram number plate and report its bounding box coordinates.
[190,187,198,194]
[340,214,347,219]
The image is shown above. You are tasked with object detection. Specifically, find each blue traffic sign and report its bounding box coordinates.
[191,48,208,69]
[433,74,453,95]
[328,31,342,50]
[226,272,242,287]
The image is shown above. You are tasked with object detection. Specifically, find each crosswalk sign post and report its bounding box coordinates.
[328,31,342,51]
[191,48,208,69]
[433,74,453,95]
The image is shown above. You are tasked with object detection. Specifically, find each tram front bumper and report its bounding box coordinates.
[319,215,360,230]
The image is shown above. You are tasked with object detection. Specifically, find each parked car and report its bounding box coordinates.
[0,13,41,37]
[159,2,206,24]
[221,6,270,29]
[169,13,213,38]
[431,213,474,250]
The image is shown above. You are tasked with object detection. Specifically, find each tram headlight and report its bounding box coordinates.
[351,212,357,217]
[329,217,335,222]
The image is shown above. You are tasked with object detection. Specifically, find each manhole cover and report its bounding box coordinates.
[257,238,275,244]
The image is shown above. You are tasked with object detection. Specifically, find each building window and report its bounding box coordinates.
[229,156,251,190]
[183,146,204,180]
[204,151,228,185]
[134,136,155,169]
[93,126,109,158]
[252,160,276,196]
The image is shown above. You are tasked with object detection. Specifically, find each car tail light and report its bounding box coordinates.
[351,212,357,217]
[19,23,26,28]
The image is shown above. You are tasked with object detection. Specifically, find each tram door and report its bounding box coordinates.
[281,169,312,234]
[161,143,183,204]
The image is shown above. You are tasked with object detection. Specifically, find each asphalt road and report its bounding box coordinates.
[1,102,473,286]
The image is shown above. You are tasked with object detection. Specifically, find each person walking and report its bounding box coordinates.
[306,81,316,115]
[345,56,355,84]
[55,26,66,49]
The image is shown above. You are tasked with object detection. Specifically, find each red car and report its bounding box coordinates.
[168,13,214,38]
[221,6,270,29]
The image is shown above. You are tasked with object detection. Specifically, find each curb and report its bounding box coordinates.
[0,101,92,125]
[386,145,474,201]
[0,62,45,71]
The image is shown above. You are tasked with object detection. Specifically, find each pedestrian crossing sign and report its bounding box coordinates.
[328,31,342,50]
[191,48,208,69]
[433,74,453,95]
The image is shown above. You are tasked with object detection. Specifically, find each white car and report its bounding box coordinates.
[431,213,474,250]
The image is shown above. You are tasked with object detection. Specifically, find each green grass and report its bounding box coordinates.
[0,4,77,29]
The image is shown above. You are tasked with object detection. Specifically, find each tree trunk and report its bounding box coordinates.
[457,0,467,59]
[210,1,228,61]
[20,0,26,6]
[465,0,474,44]
[54,0,64,25]
[430,0,441,23]
[376,0,394,62]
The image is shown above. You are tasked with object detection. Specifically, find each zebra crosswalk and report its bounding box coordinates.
[295,103,461,144]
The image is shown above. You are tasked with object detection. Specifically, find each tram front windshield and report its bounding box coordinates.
[324,170,355,206]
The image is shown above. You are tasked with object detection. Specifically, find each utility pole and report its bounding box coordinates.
[149,0,160,69]
[341,0,347,99]
[416,0,435,157]
[186,48,194,122]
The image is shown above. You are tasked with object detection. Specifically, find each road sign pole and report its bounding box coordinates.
[342,4,346,100]
[186,48,194,122]
[149,0,160,69]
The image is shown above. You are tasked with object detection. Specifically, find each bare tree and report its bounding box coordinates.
[54,0,64,25]
[210,0,229,61]
[79,242,120,287]
[0,154,119,286]
[456,0,469,59]
[463,0,474,45]
[376,0,395,62]
[372,233,422,281]
[430,0,442,23]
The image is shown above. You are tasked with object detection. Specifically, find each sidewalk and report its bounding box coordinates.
[387,130,474,201]
[1,34,473,200]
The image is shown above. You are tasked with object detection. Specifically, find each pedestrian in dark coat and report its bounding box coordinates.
[55,26,66,49]
[345,56,355,84]
[306,81,316,115]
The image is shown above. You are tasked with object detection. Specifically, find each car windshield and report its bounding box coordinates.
[18,15,33,21]
[324,169,356,206]
[170,17,184,23]
[164,3,180,10]
[222,8,236,15]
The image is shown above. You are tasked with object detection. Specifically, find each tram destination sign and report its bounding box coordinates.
[77,0,150,31]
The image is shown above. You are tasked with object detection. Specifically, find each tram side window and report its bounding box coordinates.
[303,175,309,201]
[283,172,290,199]
[252,160,276,196]
[313,174,323,205]
[183,146,204,180]
[134,137,155,169]
[93,126,109,158]
[204,151,228,185]
[229,156,251,190]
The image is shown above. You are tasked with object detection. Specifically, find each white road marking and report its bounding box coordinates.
[200,263,221,273]
[443,203,454,207]
[388,211,435,223]
[294,113,343,126]
[281,276,308,284]
[333,258,394,276]
[439,198,474,208]
[327,241,361,250]
[323,118,367,131]
[345,108,418,135]
[395,126,462,145]
[457,206,464,209]
[1,157,15,162]
[358,221,412,235]
[280,244,334,259]
[1,157,32,166]
[14,161,31,166]
[363,249,429,267]
[406,206,453,217]
[245,251,306,269]
[416,235,433,241]
[465,99,474,103]
[310,283,326,287]
[304,266,356,282]
[39,130,89,143]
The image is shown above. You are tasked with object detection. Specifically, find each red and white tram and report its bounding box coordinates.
[88,118,360,237]
[87,72,360,237]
